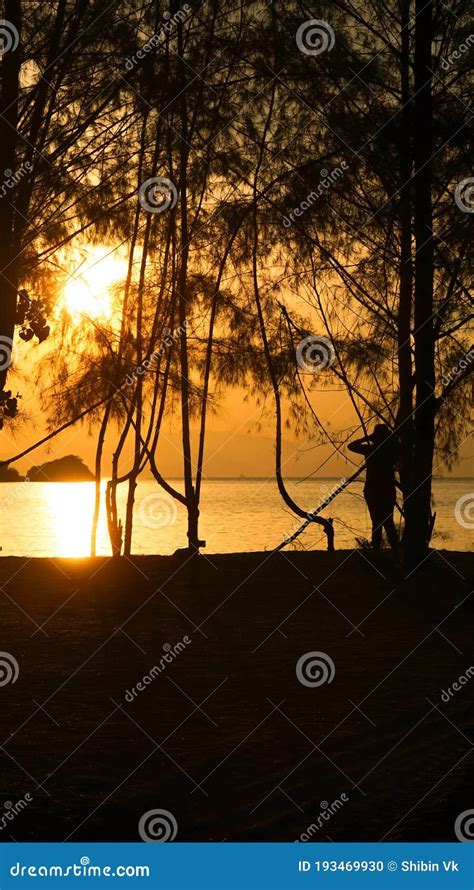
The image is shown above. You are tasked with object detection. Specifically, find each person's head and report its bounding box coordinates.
[371,423,391,444]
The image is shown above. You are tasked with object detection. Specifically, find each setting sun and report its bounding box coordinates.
[61,246,128,322]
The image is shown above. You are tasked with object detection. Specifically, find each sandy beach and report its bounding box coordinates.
[0,549,472,843]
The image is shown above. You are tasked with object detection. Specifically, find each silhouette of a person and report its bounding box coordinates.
[348,424,399,554]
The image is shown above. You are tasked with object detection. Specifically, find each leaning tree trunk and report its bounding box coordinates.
[403,0,436,566]
[251,84,334,550]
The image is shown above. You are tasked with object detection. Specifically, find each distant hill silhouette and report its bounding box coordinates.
[0,464,23,482]
[28,455,94,482]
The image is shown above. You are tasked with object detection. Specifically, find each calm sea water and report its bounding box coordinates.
[0,478,471,557]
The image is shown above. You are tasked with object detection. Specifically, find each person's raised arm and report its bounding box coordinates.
[347,436,371,456]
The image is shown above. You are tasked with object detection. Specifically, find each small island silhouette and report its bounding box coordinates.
[28,455,94,482]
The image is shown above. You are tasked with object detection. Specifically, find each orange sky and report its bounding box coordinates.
[2,244,471,481]
[1,379,472,481]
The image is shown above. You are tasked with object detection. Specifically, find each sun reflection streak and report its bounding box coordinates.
[45,483,95,557]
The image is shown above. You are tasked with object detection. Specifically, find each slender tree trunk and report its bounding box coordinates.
[100,110,151,556]
[397,0,415,526]
[176,12,199,552]
[90,403,111,556]
[0,0,21,395]
[404,0,436,565]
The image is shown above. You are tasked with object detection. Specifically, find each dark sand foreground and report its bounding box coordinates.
[0,549,472,842]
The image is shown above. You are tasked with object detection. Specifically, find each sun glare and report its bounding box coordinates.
[61,247,128,323]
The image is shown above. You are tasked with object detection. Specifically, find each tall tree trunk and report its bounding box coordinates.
[404,0,436,565]
[0,0,21,395]
[176,10,199,552]
[90,403,111,556]
[397,0,414,520]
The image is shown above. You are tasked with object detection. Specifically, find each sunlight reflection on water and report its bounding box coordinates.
[0,478,471,557]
